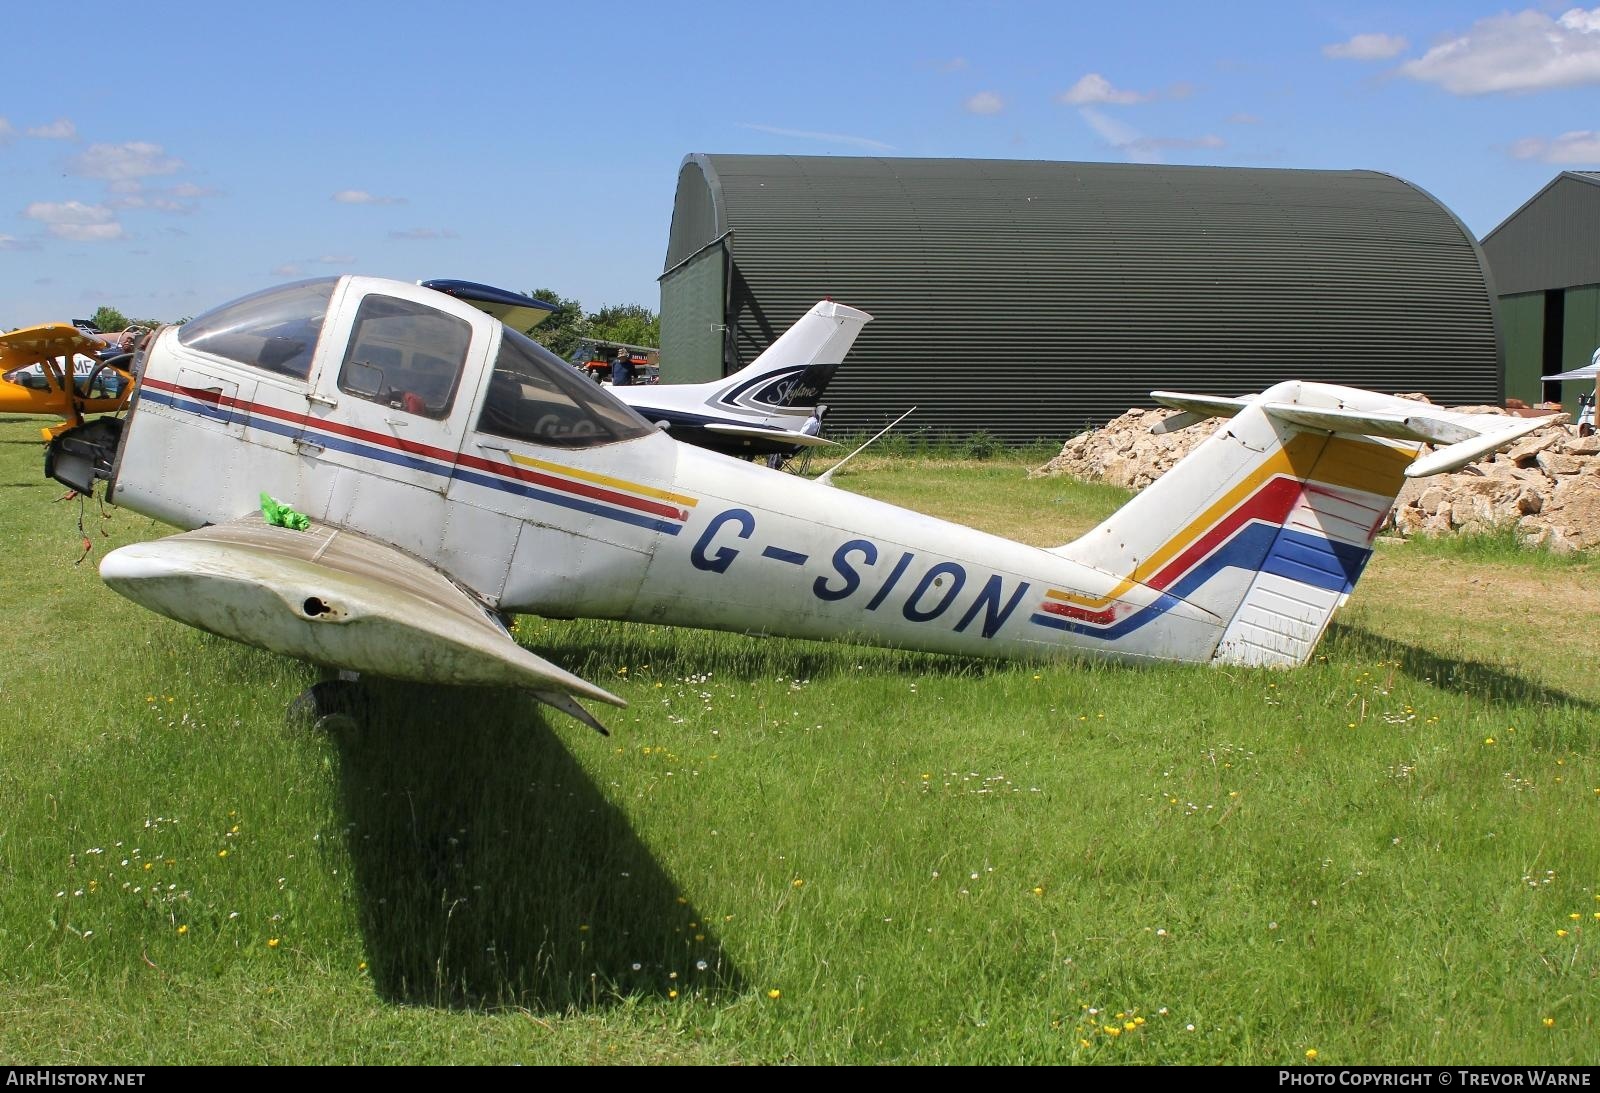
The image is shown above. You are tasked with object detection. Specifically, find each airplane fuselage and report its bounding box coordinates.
[70,274,1462,715]
[103,277,1223,669]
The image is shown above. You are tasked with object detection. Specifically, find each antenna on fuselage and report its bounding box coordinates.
[815,407,917,487]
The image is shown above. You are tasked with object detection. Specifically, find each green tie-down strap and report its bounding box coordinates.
[260,492,311,531]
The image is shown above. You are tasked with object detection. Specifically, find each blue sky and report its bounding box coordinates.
[4,1,1598,326]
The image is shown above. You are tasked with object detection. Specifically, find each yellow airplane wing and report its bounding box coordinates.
[0,323,103,368]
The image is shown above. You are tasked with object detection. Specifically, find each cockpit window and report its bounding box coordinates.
[337,295,471,419]
[178,278,336,380]
[477,327,654,448]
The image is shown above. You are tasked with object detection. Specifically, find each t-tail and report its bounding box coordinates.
[707,300,871,414]
[1050,381,1550,668]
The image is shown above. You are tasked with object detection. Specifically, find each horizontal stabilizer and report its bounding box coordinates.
[703,422,837,448]
[1151,385,1556,477]
[100,517,623,728]
[1149,391,1253,426]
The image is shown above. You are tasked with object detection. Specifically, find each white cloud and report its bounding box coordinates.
[27,118,77,139]
[388,227,458,240]
[1059,73,1152,106]
[1079,107,1144,149]
[737,123,896,152]
[1323,32,1409,61]
[1,234,40,251]
[333,189,406,205]
[1076,108,1223,163]
[938,57,969,72]
[271,263,301,277]
[1509,130,1600,162]
[24,200,125,241]
[1126,134,1225,156]
[67,141,184,181]
[964,91,1004,115]
[0,117,12,143]
[1401,6,1600,94]
[104,180,215,214]
[316,254,354,264]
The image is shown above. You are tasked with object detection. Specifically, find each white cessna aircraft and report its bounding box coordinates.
[46,275,1545,732]
[601,299,868,459]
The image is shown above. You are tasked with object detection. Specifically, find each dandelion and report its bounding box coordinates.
[1484,737,1496,746]
[792,878,804,888]
[1544,1017,1556,1028]
[358,962,367,972]
[1033,886,1044,896]
[1571,913,1582,921]
[668,989,678,999]
[768,989,781,999]
[1557,929,1569,938]
[696,960,708,971]
[217,849,229,859]
[176,924,188,936]
[267,937,280,948]
[1306,1049,1318,1060]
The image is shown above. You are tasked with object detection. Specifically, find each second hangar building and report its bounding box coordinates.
[659,155,1501,442]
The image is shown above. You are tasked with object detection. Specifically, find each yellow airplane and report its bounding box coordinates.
[0,323,134,440]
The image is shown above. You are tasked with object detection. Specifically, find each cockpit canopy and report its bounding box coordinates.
[176,275,655,448]
[178,278,336,380]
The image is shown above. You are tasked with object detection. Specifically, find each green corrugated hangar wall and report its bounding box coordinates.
[661,155,1502,443]
[1482,172,1600,414]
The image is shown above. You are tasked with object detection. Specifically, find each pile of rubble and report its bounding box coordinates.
[1033,401,1600,551]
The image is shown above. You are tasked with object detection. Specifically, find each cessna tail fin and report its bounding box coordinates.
[1052,382,1550,668]
[708,300,871,414]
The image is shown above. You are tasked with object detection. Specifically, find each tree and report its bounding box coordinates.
[589,303,659,349]
[524,288,590,360]
[90,305,131,332]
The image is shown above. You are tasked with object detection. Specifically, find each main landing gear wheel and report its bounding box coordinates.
[287,678,369,735]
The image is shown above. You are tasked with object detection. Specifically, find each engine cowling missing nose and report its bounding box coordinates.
[46,417,124,497]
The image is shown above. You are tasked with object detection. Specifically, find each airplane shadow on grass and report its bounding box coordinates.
[1327,622,1600,713]
[326,683,741,1013]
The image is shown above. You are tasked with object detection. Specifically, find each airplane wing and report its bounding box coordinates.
[702,422,838,448]
[0,322,103,368]
[99,516,624,733]
[418,279,559,333]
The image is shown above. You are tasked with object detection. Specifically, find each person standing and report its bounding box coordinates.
[611,347,636,387]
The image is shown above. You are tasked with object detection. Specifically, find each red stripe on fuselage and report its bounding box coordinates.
[1040,600,1118,625]
[1144,475,1305,593]
[147,377,686,522]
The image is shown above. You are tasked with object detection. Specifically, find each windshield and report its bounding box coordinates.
[477,327,654,448]
[178,278,337,380]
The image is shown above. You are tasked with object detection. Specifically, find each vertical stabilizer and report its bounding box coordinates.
[1051,381,1541,666]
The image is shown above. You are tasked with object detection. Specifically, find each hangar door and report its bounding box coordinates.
[659,235,728,384]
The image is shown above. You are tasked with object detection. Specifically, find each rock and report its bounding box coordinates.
[1034,402,1600,551]
[1505,431,1563,465]
[1536,451,1585,477]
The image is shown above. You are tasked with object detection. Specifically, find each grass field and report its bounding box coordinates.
[2,416,1598,1065]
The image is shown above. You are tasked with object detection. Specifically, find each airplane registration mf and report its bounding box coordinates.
[46,275,1549,732]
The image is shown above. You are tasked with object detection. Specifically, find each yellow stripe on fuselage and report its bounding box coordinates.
[506,451,699,508]
[1052,433,1415,609]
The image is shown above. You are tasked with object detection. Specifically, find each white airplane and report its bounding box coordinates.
[601,299,869,459]
[44,275,1546,733]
